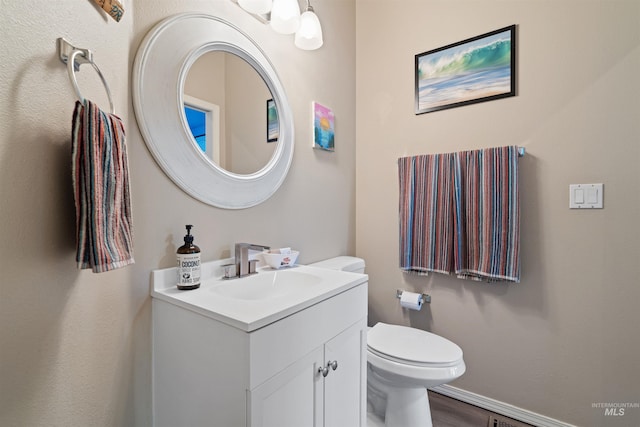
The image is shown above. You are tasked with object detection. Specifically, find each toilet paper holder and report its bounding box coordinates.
[396,289,431,304]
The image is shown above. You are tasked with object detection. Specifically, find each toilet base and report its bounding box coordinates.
[385,385,432,427]
[366,411,385,427]
[367,368,433,427]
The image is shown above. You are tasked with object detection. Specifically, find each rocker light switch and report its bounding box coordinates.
[569,183,603,209]
[574,188,584,204]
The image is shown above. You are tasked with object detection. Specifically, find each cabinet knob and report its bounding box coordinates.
[318,360,338,377]
[318,365,330,377]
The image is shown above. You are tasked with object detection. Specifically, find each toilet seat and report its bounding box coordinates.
[367,323,463,367]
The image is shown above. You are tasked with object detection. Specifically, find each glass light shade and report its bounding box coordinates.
[238,0,272,15]
[294,9,323,50]
[270,0,300,34]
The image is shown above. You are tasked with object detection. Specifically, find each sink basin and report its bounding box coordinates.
[211,270,323,301]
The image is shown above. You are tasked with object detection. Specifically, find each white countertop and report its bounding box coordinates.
[151,258,368,332]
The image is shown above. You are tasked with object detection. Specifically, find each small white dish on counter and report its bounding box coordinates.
[261,249,299,269]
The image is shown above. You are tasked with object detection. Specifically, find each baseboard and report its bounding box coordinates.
[429,384,577,427]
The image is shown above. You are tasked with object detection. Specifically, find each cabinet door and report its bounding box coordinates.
[323,321,367,427]
[249,347,324,427]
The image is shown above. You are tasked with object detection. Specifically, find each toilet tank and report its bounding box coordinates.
[309,256,365,274]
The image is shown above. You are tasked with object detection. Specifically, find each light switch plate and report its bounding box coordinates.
[569,183,603,209]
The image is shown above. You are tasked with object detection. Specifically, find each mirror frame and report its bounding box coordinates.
[133,13,294,209]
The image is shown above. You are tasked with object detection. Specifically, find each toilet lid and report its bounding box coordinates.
[368,323,463,366]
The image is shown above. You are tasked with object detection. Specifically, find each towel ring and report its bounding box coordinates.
[67,49,115,115]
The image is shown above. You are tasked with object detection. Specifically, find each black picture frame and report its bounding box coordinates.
[415,25,516,115]
[267,98,279,143]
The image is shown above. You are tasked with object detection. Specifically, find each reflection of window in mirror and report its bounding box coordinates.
[184,95,221,166]
[184,106,206,149]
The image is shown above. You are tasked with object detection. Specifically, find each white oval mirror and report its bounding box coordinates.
[133,13,294,209]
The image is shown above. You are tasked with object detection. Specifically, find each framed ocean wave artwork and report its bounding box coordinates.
[415,25,516,115]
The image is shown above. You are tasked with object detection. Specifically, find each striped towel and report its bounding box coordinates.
[453,146,520,282]
[399,153,455,275]
[72,99,134,273]
[399,146,520,283]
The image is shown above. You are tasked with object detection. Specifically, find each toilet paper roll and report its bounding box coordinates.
[400,291,423,311]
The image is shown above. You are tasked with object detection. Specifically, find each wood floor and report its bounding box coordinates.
[429,391,534,427]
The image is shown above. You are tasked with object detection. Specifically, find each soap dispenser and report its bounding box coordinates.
[176,225,201,290]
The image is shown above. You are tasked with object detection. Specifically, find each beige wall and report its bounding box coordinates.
[356,1,640,426]
[226,53,275,174]
[0,0,355,426]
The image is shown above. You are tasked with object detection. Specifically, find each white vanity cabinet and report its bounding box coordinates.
[151,263,367,427]
[249,321,365,427]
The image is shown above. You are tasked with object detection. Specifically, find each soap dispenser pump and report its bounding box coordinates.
[176,225,201,290]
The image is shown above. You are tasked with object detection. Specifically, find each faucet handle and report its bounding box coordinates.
[248,259,259,274]
[222,264,237,279]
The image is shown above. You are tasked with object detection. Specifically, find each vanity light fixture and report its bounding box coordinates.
[238,0,272,15]
[270,0,301,34]
[294,0,323,50]
[234,0,323,50]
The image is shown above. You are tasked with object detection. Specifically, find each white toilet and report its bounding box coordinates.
[309,256,466,427]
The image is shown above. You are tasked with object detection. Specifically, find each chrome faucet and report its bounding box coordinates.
[234,243,270,278]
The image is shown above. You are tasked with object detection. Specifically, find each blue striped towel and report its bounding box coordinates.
[72,99,134,272]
